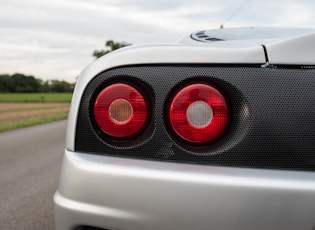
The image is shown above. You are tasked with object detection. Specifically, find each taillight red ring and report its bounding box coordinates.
[169,83,229,144]
[94,83,148,138]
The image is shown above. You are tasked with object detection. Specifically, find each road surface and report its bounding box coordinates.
[0,120,67,230]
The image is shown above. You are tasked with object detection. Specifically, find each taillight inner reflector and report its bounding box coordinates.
[186,101,213,128]
[169,83,229,144]
[109,99,133,124]
[94,83,148,138]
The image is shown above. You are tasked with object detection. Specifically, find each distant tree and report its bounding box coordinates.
[39,80,50,92]
[93,40,131,58]
[11,74,28,92]
[25,75,41,92]
[0,74,11,92]
[7,73,41,92]
[49,80,73,92]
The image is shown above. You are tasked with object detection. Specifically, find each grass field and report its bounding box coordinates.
[0,93,72,103]
[0,93,72,132]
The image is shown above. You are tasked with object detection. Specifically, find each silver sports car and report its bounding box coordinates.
[54,27,315,230]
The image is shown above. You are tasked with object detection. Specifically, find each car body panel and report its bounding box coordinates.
[55,150,315,230]
[266,33,315,65]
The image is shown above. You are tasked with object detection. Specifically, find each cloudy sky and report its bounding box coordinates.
[1,0,315,82]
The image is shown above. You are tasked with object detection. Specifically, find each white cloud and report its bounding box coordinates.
[273,3,314,26]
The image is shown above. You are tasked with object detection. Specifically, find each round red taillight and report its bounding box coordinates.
[169,83,229,144]
[94,83,148,138]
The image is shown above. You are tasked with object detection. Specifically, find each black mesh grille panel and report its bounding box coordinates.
[75,65,315,171]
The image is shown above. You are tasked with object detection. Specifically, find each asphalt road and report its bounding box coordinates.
[0,120,67,230]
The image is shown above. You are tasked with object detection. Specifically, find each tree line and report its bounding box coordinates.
[0,73,74,93]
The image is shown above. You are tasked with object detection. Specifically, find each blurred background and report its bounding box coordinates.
[1,1,315,229]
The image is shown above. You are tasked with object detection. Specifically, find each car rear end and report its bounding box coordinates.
[54,28,315,230]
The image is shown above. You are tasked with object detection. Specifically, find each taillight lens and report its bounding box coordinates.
[94,83,148,138]
[169,83,229,144]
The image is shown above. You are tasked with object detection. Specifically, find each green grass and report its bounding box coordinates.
[0,93,72,103]
[0,114,68,132]
[0,106,61,114]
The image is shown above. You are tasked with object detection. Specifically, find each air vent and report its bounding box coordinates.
[191,31,224,42]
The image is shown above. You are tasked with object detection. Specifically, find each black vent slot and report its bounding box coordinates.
[192,31,224,42]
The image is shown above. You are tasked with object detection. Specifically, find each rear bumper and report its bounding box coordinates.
[54,150,315,230]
